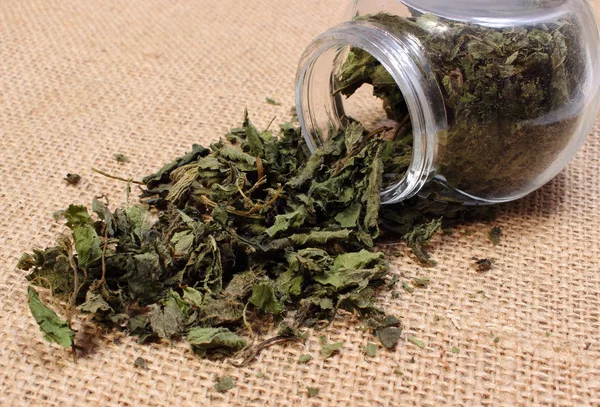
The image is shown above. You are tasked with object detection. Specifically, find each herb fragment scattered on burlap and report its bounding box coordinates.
[115,153,129,163]
[214,376,236,393]
[451,346,459,354]
[402,282,415,294]
[298,354,312,364]
[256,372,265,378]
[473,258,493,272]
[489,226,502,246]
[412,278,430,288]
[320,336,343,358]
[134,356,148,369]
[363,342,378,357]
[407,336,425,348]
[266,97,281,106]
[307,387,320,398]
[64,173,81,186]
[377,326,402,350]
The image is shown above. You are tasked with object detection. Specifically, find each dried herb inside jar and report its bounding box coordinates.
[336,12,585,200]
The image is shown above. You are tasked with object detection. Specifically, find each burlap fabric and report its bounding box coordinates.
[1,1,599,405]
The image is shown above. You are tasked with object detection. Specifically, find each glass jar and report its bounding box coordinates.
[295,0,600,204]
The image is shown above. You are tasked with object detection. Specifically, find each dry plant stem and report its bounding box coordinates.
[242,302,254,337]
[199,195,263,220]
[256,156,264,180]
[243,184,282,215]
[99,224,109,287]
[233,336,304,367]
[91,167,145,185]
[66,241,80,363]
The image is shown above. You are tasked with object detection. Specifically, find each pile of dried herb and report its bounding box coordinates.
[20,108,491,360]
[336,12,585,200]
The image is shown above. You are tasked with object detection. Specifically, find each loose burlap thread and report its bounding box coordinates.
[1,1,599,406]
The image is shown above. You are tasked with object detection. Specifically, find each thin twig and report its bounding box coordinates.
[99,224,109,286]
[244,184,282,215]
[264,116,277,132]
[242,302,254,337]
[233,336,304,367]
[92,168,144,185]
[199,195,262,220]
[256,156,264,181]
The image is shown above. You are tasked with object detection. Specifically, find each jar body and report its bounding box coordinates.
[296,0,600,204]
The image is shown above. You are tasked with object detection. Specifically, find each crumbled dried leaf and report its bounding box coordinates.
[377,326,402,349]
[363,342,378,357]
[320,336,343,358]
[489,226,502,246]
[64,173,81,186]
[134,356,148,369]
[307,387,320,398]
[407,336,425,348]
[298,354,312,364]
[265,97,281,106]
[215,376,235,393]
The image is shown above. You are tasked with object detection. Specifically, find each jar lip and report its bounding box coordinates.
[295,20,447,204]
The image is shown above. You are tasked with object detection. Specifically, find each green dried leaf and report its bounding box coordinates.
[407,336,425,348]
[489,226,502,246]
[307,387,320,398]
[134,357,148,369]
[187,327,247,357]
[320,336,343,358]
[64,205,94,229]
[27,287,75,349]
[149,290,192,339]
[404,218,442,266]
[243,109,265,158]
[250,281,284,315]
[412,277,430,288]
[215,376,235,393]
[80,290,112,314]
[265,210,306,237]
[265,97,281,106]
[334,202,362,228]
[377,326,402,349]
[143,144,209,188]
[362,145,383,236]
[314,250,386,290]
[182,287,204,307]
[92,199,115,235]
[298,354,312,364]
[72,225,102,269]
[363,342,377,357]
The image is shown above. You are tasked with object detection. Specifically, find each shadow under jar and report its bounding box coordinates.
[296,0,600,204]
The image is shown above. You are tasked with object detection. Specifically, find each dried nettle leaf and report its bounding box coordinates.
[22,95,493,358]
[27,287,75,349]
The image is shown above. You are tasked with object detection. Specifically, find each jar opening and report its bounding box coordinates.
[295,20,447,204]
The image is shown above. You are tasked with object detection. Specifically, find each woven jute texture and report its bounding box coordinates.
[1,1,599,406]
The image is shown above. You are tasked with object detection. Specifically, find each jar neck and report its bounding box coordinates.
[295,20,447,204]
